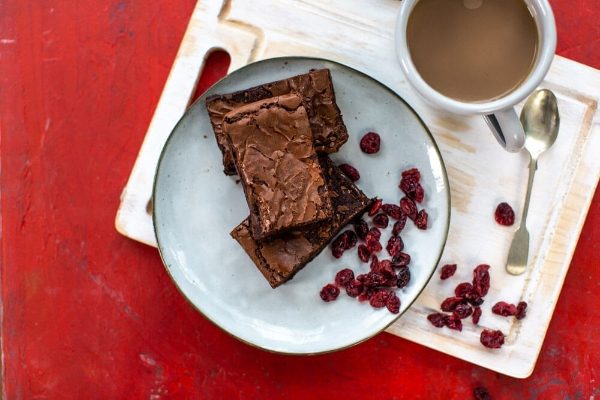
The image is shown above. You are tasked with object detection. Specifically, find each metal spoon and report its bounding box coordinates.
[506,89,560,275]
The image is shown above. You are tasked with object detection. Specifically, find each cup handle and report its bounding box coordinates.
[483,108,526,152]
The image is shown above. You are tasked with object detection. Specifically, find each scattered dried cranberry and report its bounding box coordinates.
[392,252,411,266]
[369,255,380,272]
[386,235,404,258]
[335,268,355,287]
[359,131,381,154]
[331,233,348,258]
[345,279,364,298]
[445,315,463,331]
[357,244,371,262]
[480,329,505,349]
[320,284,340,302]
[473,386,491,400]
[401,168,421,181]
[400,178,425,203]
[452,303,473,319]
[392,215,407,235]
[386,292,401,314]
[440,264,457,280]
[353,219,369,240]
[427,313,448,328]
[492,301,518,317]
[332,246,344,259]
[358,293,368,302]
[415,209,428,230]
[495,202,515,226]
[364,271,387,288]
[367,227,381,240]
[365,237,382,253]
[382,204,402,219]
[455,282,474,297]
[516,301,528,320]
[344,230,357,249]
[400,197,418,220]
[373,213,389,229]
[396,267,411,288]
[473,264,491,297]
[472,306,482,325]
[441,296,465,312]
[368,198,382,216]
[339,163,360,182]
[369,289,389,308]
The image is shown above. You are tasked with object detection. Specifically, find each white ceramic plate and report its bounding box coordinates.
[153,57,450,354]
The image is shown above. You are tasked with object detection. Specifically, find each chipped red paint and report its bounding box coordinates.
[1,1,599,398]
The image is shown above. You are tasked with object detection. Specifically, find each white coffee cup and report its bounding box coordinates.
[395,0,557,152]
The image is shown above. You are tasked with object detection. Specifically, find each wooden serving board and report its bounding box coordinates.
[115,0,600,378]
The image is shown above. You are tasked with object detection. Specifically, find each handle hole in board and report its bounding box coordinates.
[187,49,231,108]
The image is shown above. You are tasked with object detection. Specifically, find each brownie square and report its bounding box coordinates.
[231,156,372,288]
[206,68,349,175]
[223,93,333,240]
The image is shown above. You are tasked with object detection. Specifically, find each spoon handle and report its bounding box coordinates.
[506,154,537,275]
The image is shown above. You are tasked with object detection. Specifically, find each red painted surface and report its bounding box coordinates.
[1,1,599,398]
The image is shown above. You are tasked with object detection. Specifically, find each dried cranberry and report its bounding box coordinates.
[382,204,402,219]
[492,301,518,317]
[356,274,367,283]
[472,264,491,297]
[516,301,528,320]
[392,252,411,266]
[480,329,505,349]
[495,202,515,226]
[364,271,386,288]
[345,279,364,298]
[358,293,369,302]
[357,245,371,262]
[415,209,428,230]
[368,198,382,217]
[365,237,382,253]
[441,296,465,312]
[344,230,357,249]
[401,168,421,181]
[396,267,411,288]
[427,313,448,328]
[353,219,369,240]
[335,268,355,287]
[452,303,473,319]
[373,213,389,229]
[392,215,407,235]
[400,178,425,204]
[386,235,404,258]
[369,289,389,308]
[320,284,340,302]
[445,315,463,331]
[331,233,348,258]
[359,131,381,154]
[332,246,344,259]
[473,386,491,400]
[366,227,381,240]
[400,197,418,220]
[472,306,482,325]
[454,282,474,297]
[440,264,457,280]
[339,163,360,182]
[369,255,380,272]
[377,259,395,278]
[386,292,401,314]
[465,293,484,306]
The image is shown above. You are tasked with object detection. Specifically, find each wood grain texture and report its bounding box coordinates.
[2,0,600,398]
[115,0,600,378]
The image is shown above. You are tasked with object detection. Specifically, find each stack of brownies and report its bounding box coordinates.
[205,69,372,288]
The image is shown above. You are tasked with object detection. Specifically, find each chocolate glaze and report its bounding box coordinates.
[231,156,372,288]
[223,93,333,240]
[206,69,349,175]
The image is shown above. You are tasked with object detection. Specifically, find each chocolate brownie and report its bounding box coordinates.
[231,156,372,288]
[206,68,349,175]
[223,93,333,240]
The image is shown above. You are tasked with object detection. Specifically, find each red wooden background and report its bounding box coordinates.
[1,1,599,398]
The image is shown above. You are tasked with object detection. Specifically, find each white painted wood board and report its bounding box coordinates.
[114,0,600,378]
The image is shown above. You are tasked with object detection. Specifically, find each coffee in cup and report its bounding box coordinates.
[395,0,557,152]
